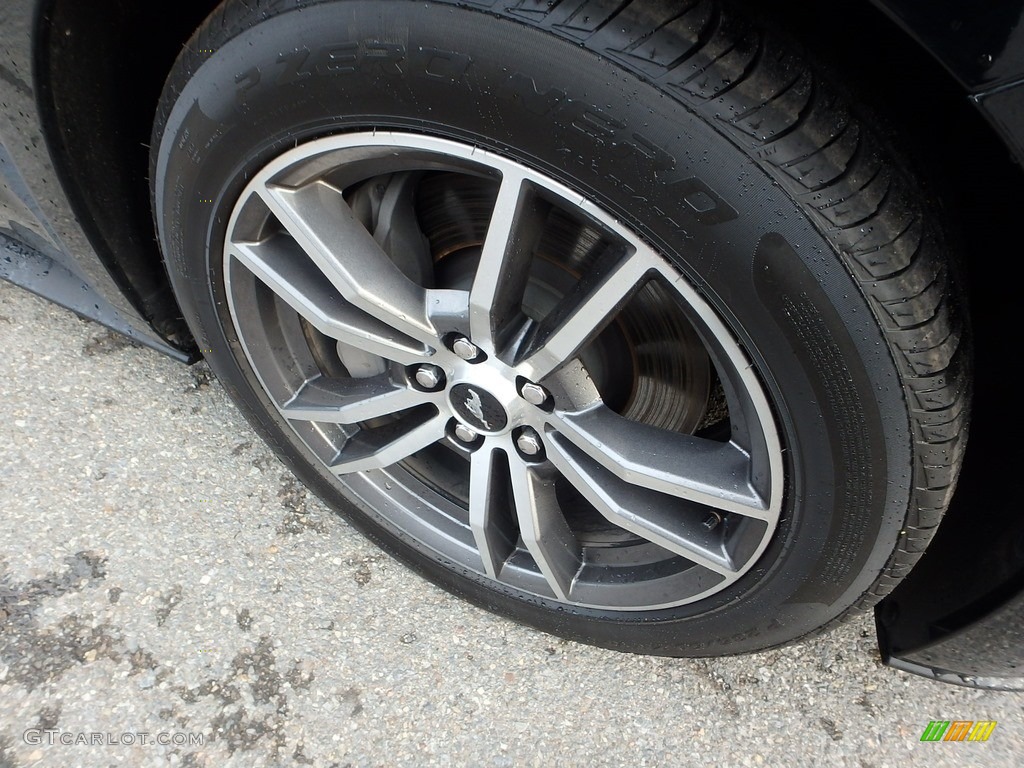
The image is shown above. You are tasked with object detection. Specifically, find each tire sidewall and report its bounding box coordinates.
[153,0,911,654]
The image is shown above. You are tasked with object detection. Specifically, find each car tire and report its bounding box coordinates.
[151,0,969,655]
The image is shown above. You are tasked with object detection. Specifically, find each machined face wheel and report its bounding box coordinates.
[156,0,966,654]
[223,132,783,611]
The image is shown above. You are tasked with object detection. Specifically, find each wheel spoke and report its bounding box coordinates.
[281,376,426,424]
[547,406,773,520]
[469,447,517,579]
[546,435,738,575]
[330,412,448,474]
[258,180,439,345]
[518,252,657,381]
[469,173,546,352]
[229,238,430,365]
[224,132,786,610]
[508,457,582,601]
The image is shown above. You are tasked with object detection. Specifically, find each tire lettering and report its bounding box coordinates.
[234,67,261,105]
[276,49,313,85]
[620,133,676,173]
[361,41,406,75]
[567,104,626,142]
[320,43,359,73]
[230,43,734,232]
[497,72,566,116]
[310,41,406,75]
[240,41,478,91]
[417,47,472,81]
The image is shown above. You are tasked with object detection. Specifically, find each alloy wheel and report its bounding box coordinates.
[223,132,783,611]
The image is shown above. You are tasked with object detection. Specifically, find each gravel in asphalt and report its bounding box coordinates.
[1,280,1021,767]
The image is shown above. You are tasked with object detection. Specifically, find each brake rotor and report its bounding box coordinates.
[414,172,714,435]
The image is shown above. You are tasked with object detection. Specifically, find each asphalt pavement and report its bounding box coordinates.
[1,279,1021,768]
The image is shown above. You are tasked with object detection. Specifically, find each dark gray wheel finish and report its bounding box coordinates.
[224,133,783,610]
[151,0,967,654]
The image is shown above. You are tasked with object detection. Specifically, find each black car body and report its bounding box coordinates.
[3,0,1024,687]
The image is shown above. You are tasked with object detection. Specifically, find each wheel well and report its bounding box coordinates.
[37,0,218,349]
[749,0,1024,607]
[38,0,1022,566]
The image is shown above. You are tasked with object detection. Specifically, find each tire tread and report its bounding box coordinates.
[425,0,970,632]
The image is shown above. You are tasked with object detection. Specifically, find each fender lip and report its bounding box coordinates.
[882,653,1024,692]
[874,549,1024,689]
[876,582,1024,685]
[874,453,1024,688]
[877,589,1024,691]
[1,233,194,363]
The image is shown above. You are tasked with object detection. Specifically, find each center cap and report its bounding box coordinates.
[450,383,508,433]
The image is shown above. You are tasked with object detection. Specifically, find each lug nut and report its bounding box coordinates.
[414,365,445,391]
[452,337,481,362]
[519,381,549,407]
[516,428,543,457]
[702,512,723,531]
[454,424,479,444]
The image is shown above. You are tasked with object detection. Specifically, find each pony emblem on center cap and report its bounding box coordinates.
[465,389,489,429]
[450,383,509,433]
